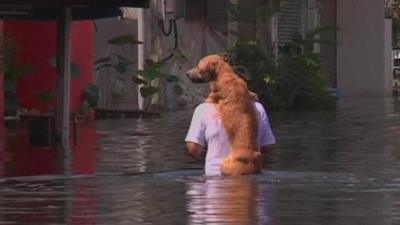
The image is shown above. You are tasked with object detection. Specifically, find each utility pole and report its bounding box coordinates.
[55,6,72,174]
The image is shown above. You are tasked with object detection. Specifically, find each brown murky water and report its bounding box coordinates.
[2,97,400,225]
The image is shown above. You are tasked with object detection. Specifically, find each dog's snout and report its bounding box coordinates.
[186,68,195,78]
[186,67,207,83]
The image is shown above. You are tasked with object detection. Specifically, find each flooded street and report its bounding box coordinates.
[2,98,400,225]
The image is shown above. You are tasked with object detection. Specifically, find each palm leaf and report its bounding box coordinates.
[107,35,144,45]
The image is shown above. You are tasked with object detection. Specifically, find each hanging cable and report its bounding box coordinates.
[161,19,178,63]
[160,19,173,36]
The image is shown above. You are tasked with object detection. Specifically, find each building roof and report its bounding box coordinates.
[0,0,149,20]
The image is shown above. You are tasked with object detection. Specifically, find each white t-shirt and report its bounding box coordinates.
[185,102,276,176]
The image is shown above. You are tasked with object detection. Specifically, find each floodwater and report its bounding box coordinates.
[2,97,400,225]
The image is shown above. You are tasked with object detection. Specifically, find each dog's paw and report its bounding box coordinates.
[205,98,214,103]
[249,91,258,101]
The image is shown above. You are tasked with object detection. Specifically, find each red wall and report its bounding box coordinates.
[4,20,94,113]
[0,122,4,176]
[0,20,3,121]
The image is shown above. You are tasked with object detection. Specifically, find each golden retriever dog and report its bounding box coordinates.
[186,54,262,176]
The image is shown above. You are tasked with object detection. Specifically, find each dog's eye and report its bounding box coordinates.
[206,71,217,82]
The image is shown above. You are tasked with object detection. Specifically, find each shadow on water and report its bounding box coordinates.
[2,97,400,224]
[1,121,98,177]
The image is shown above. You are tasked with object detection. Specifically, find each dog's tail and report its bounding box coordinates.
[221,151,263,176]
[235,151,262,164]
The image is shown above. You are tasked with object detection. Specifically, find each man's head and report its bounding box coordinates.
[186,55,226,83]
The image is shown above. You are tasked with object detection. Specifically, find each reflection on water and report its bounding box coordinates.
[2,97,400,224]
[187,176,268,225]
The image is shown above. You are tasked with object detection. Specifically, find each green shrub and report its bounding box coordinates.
[225,41,275,107]
[226,34,336,111]
[274,37,336,110]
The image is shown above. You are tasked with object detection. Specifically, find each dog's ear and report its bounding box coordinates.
[221,53,232,64]
[205,64,217,81]
[233,66,251,81]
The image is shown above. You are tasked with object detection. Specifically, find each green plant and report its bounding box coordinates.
[49,56,81,78]
[224,0,337,110]
[30,57,82,114]
[134,59,184,100]
[276,27,337,110]
[95,34,186,110]
[226,27,337,110]
[226,40,275,106]
[94,53,134,102]
[78,83,99,113]
[228,0,281,24]
[1,33,34,116]
[94,34,140,104]
[274,38,336,110]
[35,91,55,113]
[107,35,144,45]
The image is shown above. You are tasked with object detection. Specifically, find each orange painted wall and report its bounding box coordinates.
[4,20,94,113]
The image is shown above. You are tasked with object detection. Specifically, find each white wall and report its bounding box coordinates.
[337,0,391,96]
[384,18,393,94]
[93,18,140,110]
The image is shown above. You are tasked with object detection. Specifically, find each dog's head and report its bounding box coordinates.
[186,55,226,83]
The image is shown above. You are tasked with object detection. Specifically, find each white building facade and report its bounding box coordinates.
[276,0,392,97]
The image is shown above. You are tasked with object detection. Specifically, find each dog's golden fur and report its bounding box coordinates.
[186,55,262,176]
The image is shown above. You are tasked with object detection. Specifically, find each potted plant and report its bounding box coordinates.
[1,33,34,119]
[26,58,81,146]
[94,34,186,116]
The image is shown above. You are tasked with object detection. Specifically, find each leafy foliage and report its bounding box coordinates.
[35,91,55,102]
[49,56,81,77]
[226,41,275,106]
[135,59,185,99]
[226,30,337,110]
[228,0,281,24]
[95,53,135,101]
[137,60,162,81]
[224,1,338,110]
[107,35,144,45]
[34,91,56,113]
[140,86,160,98]
[1,34,35,116]
[274,38,336,110]
[5,63,34,81]
[79,84,99,113]
[95,32,187,111]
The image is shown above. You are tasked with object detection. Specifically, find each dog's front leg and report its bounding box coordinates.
[205,92,221,103]
[205,83,221,103]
